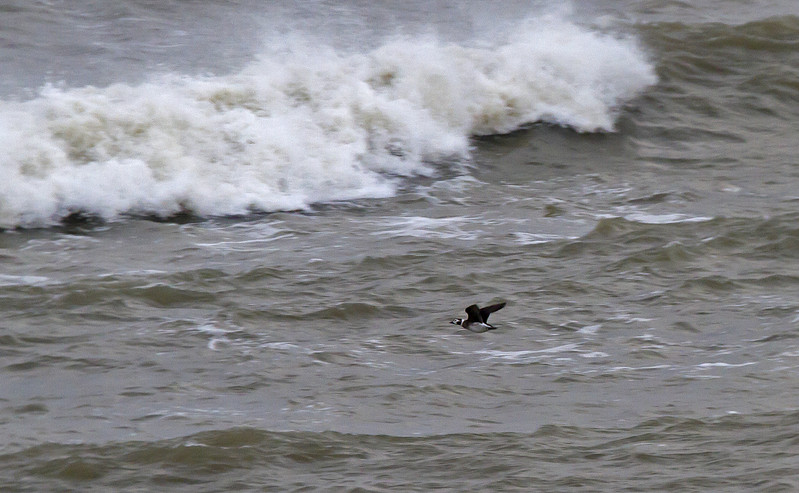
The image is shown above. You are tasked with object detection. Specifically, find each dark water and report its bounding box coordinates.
[2,1,799,491]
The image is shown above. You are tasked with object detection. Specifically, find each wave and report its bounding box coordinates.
[0,17,656,228]
[648,14,799,52]
[4,414,798,490]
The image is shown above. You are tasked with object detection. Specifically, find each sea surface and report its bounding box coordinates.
[2,1,799,491]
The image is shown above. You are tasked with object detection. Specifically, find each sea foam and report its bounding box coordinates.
[0,17,656,228]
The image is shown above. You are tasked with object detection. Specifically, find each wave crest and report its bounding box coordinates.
[0,17,656,228]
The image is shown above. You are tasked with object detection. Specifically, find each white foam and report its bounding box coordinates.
[623,213,714,224]
[606,364,672,372]
[0,17,655,228]
[577,324,602,335]
[580,351,609,358]
[207,337,229,351]
[513,232,570,245]
[0,274,51,287]
[261,342,303,351]
[370,216,479,240]
[696,362,757,369]
[192,323,235,336]
[478,343,582,362]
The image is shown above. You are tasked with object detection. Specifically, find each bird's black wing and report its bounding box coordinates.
[465,304,483,323]
[479,302,506,322]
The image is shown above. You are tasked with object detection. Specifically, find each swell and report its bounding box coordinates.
[642,15,799,53]
[544,212,799,310]
[2,414,797,491]
[640,15,799,104]
[629,13,799,165]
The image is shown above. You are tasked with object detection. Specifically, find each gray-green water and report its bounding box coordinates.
[2,1,799,491]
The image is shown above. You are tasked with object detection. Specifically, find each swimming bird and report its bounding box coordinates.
[450,302,506,333]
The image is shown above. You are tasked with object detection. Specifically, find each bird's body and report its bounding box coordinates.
[450,302,506,332]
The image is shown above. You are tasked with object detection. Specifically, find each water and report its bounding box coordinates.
[2,1,799,491]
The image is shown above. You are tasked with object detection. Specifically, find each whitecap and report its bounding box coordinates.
[577,324,602,335]
[623,213,714,224]
[696,362,757,368]
[580,351,609,358]
[477,343,582,362]
[512,232,571,245]
[0,274,51,287]
[0,16,655,228]
[193,323,235,336]
[208,337,230,351]
[369,216,478,240]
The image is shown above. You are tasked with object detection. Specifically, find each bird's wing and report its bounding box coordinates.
[465,304,483,323]
[479,302,506,322]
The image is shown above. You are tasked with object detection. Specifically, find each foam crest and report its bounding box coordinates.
[0,17,655,228]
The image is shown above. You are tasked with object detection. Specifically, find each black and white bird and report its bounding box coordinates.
[450,302,506,333]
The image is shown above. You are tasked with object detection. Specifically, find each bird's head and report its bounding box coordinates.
[450,318,463,326]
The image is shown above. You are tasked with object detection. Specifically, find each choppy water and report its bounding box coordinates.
[2,1,799,491]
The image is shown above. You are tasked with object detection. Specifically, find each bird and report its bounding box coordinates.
[450,302,506,333]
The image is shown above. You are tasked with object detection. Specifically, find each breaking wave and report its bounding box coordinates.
[0,17,656,228]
